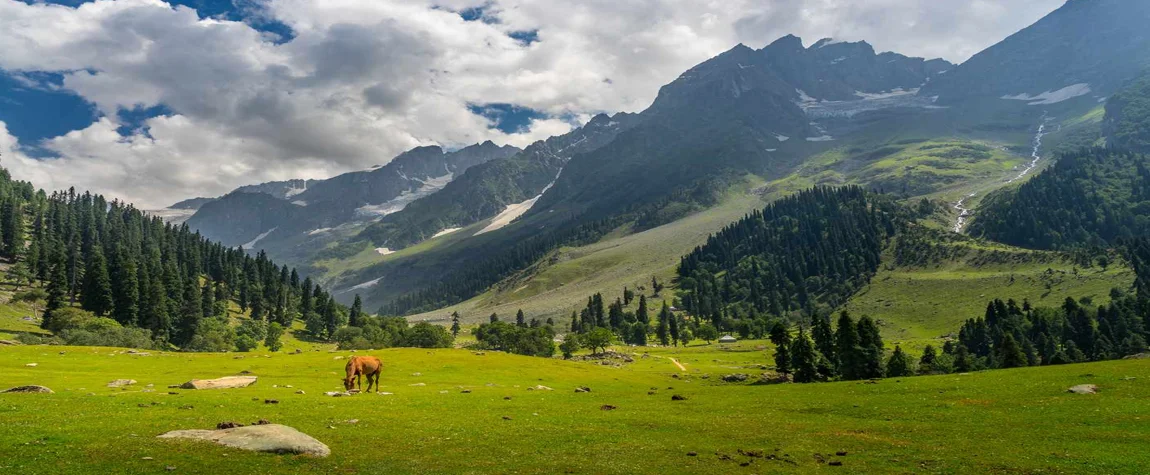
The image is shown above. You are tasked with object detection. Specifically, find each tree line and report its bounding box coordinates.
[970,148,1150,249]
[0,167,364,351]
[677,186,897,326]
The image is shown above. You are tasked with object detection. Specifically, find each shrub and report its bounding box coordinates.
[234,334,258,352]
[406,322,454,348]
[186,317,235,352]
[265,322,284,352]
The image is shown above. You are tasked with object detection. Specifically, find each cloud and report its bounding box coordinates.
[0,0,1063,208]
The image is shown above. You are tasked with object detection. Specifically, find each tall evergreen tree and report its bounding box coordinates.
[349,294,364,327]
[80,246,113,316]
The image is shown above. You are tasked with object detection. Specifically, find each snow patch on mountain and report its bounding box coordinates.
[475,170,562,236]
[1002,83,1092,105]
[354,173,453,218]
[284,182,307,197]
[375,247,395,255]
[307,227,332,236]
[343,277,382,293]
[243,227,277,250]
[432,227,461,239]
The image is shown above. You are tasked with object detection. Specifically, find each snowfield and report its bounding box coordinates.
[1002,83,1092,105]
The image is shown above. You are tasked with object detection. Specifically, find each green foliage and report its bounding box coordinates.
[264,322,284,352]
[581,327,613,354]
[234,334,258,352]
[406,322,454,348]
[186,318,235,353]
[473,320,555,357]
[678,186,897,322]
[1104,72,1150,153]
[559,335,580,359]
[335,316,456,350]
[886,346,915,377]
[971,148,1150,249]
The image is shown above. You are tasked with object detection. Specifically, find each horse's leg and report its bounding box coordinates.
[357,372,362,391]
[372,370,380,392]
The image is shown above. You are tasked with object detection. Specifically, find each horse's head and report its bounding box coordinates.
[342,376,355,391]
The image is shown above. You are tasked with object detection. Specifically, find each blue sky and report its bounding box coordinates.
[0,0,543,154]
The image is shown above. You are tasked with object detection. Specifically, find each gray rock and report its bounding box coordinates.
[179,376,257,390]
[1067,384,1098,394]
[1,385,54,394]
[722,374,749,382]
[108,379,137,388]
[158,424,329,457]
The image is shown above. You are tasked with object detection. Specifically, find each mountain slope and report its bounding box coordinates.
[1103,72,1150,152]
[185,141,520,250]
[357,112,641,250]
[923,0,1150,104]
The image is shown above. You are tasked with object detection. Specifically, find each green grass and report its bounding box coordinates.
[844,245,1135,349]
[1,343,1148,474]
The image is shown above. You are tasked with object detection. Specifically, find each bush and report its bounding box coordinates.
[41,307,96,334]
[234,334,258,352]
[406,322,454,348]
[265,322,284,352]
[61,325,154,349]
[186,317,235,352]
[560,336,580,359]
[236,319,267,342]
[474,321,556,357]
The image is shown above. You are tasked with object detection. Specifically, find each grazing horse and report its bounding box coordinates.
[343,356,383,393]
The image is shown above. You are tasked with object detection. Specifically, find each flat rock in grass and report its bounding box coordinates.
[1068,384,1098,394]
[2,385,54,394]
[108,379,137,388]
[158,424,329,457]
[0,340,20,345]
[179,376,257,390]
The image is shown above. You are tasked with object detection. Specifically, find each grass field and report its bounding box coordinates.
[844,249,1136,349]
[1,342,1148,474]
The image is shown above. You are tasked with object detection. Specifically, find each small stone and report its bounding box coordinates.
[141,457,153,460]
[460,389,471,394]
[412,372,422,377]
[25,363,37,367]
[107,379,137,388]
[686,452,697,457]
[503,396,512,400]
[284,385,293,388]
[600,405,617,411]
[168,392,179,395]
[647,391,656,395]
[574,386,591,393]
[1068,384,1098,394]
[255,419,271,425]
[295,390,305,395]
[829,461,843,466]
[264,399,279,404]
[179,405,194,410]
[671,394,687,401]
[166,466,176,471]
[409,383,426,387]
[501,416,512,420]
[836,451,848,456]
[378,392,393,395]
[345,419,359,424]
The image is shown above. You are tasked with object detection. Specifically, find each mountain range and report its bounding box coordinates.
[160,0,1150,318]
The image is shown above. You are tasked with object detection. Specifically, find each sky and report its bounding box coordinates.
[0,0,1065,209]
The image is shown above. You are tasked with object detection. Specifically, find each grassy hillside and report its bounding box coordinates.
[843,234,1135,348]
[1,343,1148,474]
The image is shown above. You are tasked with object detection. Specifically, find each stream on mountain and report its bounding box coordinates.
[952,115,1050,233]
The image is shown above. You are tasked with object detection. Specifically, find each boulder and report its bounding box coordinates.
[179,376,257,390]
[528,385,553,391]
[722,374,749,383]
[1123,353,1149,360]
[1067,384,1098,394]
[158,424,330,457]
[0,340,20,345]
[108,379,137,388]
[1,385,54,394]
[325,391,351,397]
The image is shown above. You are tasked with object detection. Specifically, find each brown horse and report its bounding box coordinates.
[343,356,383,392]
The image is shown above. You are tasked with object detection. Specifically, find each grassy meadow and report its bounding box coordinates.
[2,342,1148,474]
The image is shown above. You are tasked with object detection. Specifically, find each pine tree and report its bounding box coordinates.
[886,346,914,377]
[668,311,680,346]
[790,329,819,383]
[769,322,792,375]
[918,345,938,375]
[516,309,526,328]
[349,294,364,327]
[835,311,863,380]
[636,295,649,324]
[997,334,1028,368]
[80,246,114,316]
[201,280,215,319]
[41,258,69,331]
[953,344,973,373]
[656,302,670,346]
[451,311,461,337]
